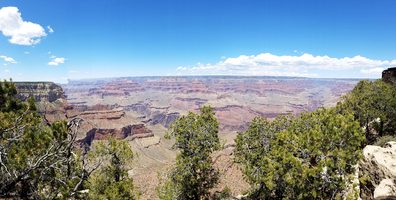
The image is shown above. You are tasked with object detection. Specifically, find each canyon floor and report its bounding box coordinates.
[58,76,358,199]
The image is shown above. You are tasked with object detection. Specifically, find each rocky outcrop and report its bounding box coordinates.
[77,109,125,120]
[174,97,208,107]
[122,103,151,115]
[150,112,179,128]
[360,141,396,199]
[14,82,67,122]
[68,103,117,112]
[121,103,179,127]
[15,82,65,102]
[79,124,153,146]
[374,179,396,199]
[382,67,396,85]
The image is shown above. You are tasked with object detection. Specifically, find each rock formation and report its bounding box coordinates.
[360,141,396,199]
[15,82,65,102]
[70,109,125,120]
[63,77,358,134]
[382,67,396,85]
[149,112,179,128]
[79,124,153,146]
[15,82,67,122]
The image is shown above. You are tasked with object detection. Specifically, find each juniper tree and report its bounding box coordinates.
[87,138,137,200]
[0,80,105,199]
[235,108,364,199]
[158,106,221,200]
[337,80,396,144]
[0,80,90,198]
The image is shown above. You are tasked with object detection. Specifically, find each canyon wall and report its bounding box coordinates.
[15,82,65,102]
[15,82,67,122]
[64,77,358,133]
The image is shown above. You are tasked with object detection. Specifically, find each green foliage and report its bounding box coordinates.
[88,138,137,200]
[0,80,138,199]
[212,186,232,200]
[0,80,71,198]
[373,135,396,147]
[0,79,23,112]
[0,80,97,199]
[158,105,221,200]
[235,108,364,199]
[157,167,182,200]
[234,115,292,190]
[337,80,396,144]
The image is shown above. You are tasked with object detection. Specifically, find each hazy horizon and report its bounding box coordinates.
[10,75,372,85]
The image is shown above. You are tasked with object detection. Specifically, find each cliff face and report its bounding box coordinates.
[382,68,396,85]
[79,124,153,146]
[15,82,67,122]
[64,77,358,133]
[15,82,65,102]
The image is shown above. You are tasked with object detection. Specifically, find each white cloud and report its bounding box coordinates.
[0,55,17,64]
[47,26,55,33]
[360,67,384,74]
[0,6,47,45]
[47,25,54,33]
[48,57,65,66]
[176,53,396,78]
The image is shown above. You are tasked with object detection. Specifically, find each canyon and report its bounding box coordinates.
[63,76,358,133]
[16,76,359,199]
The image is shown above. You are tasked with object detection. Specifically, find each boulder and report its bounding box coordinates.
[374,179,396,199]
[360,141,396,199]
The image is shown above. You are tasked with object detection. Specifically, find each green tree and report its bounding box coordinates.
[0,80,87,198]
[0,80,102,199]
[234,115,292,198]
[88,138,137,200]
[158,106,221,200]
[235,108,364,199]
[337,80,396,144]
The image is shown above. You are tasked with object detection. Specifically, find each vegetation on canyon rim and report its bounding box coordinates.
[157,106,221,200]
[0,80,137,199]
[235,109,364,199]
[0,77,396,199]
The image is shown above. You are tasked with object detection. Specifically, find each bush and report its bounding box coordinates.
[235,108,364,199]
[337,80,396,144]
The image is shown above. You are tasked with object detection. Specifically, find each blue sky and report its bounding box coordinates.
[0,0,395,83]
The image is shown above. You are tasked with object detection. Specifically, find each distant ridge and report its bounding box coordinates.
[66,75,365,84]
